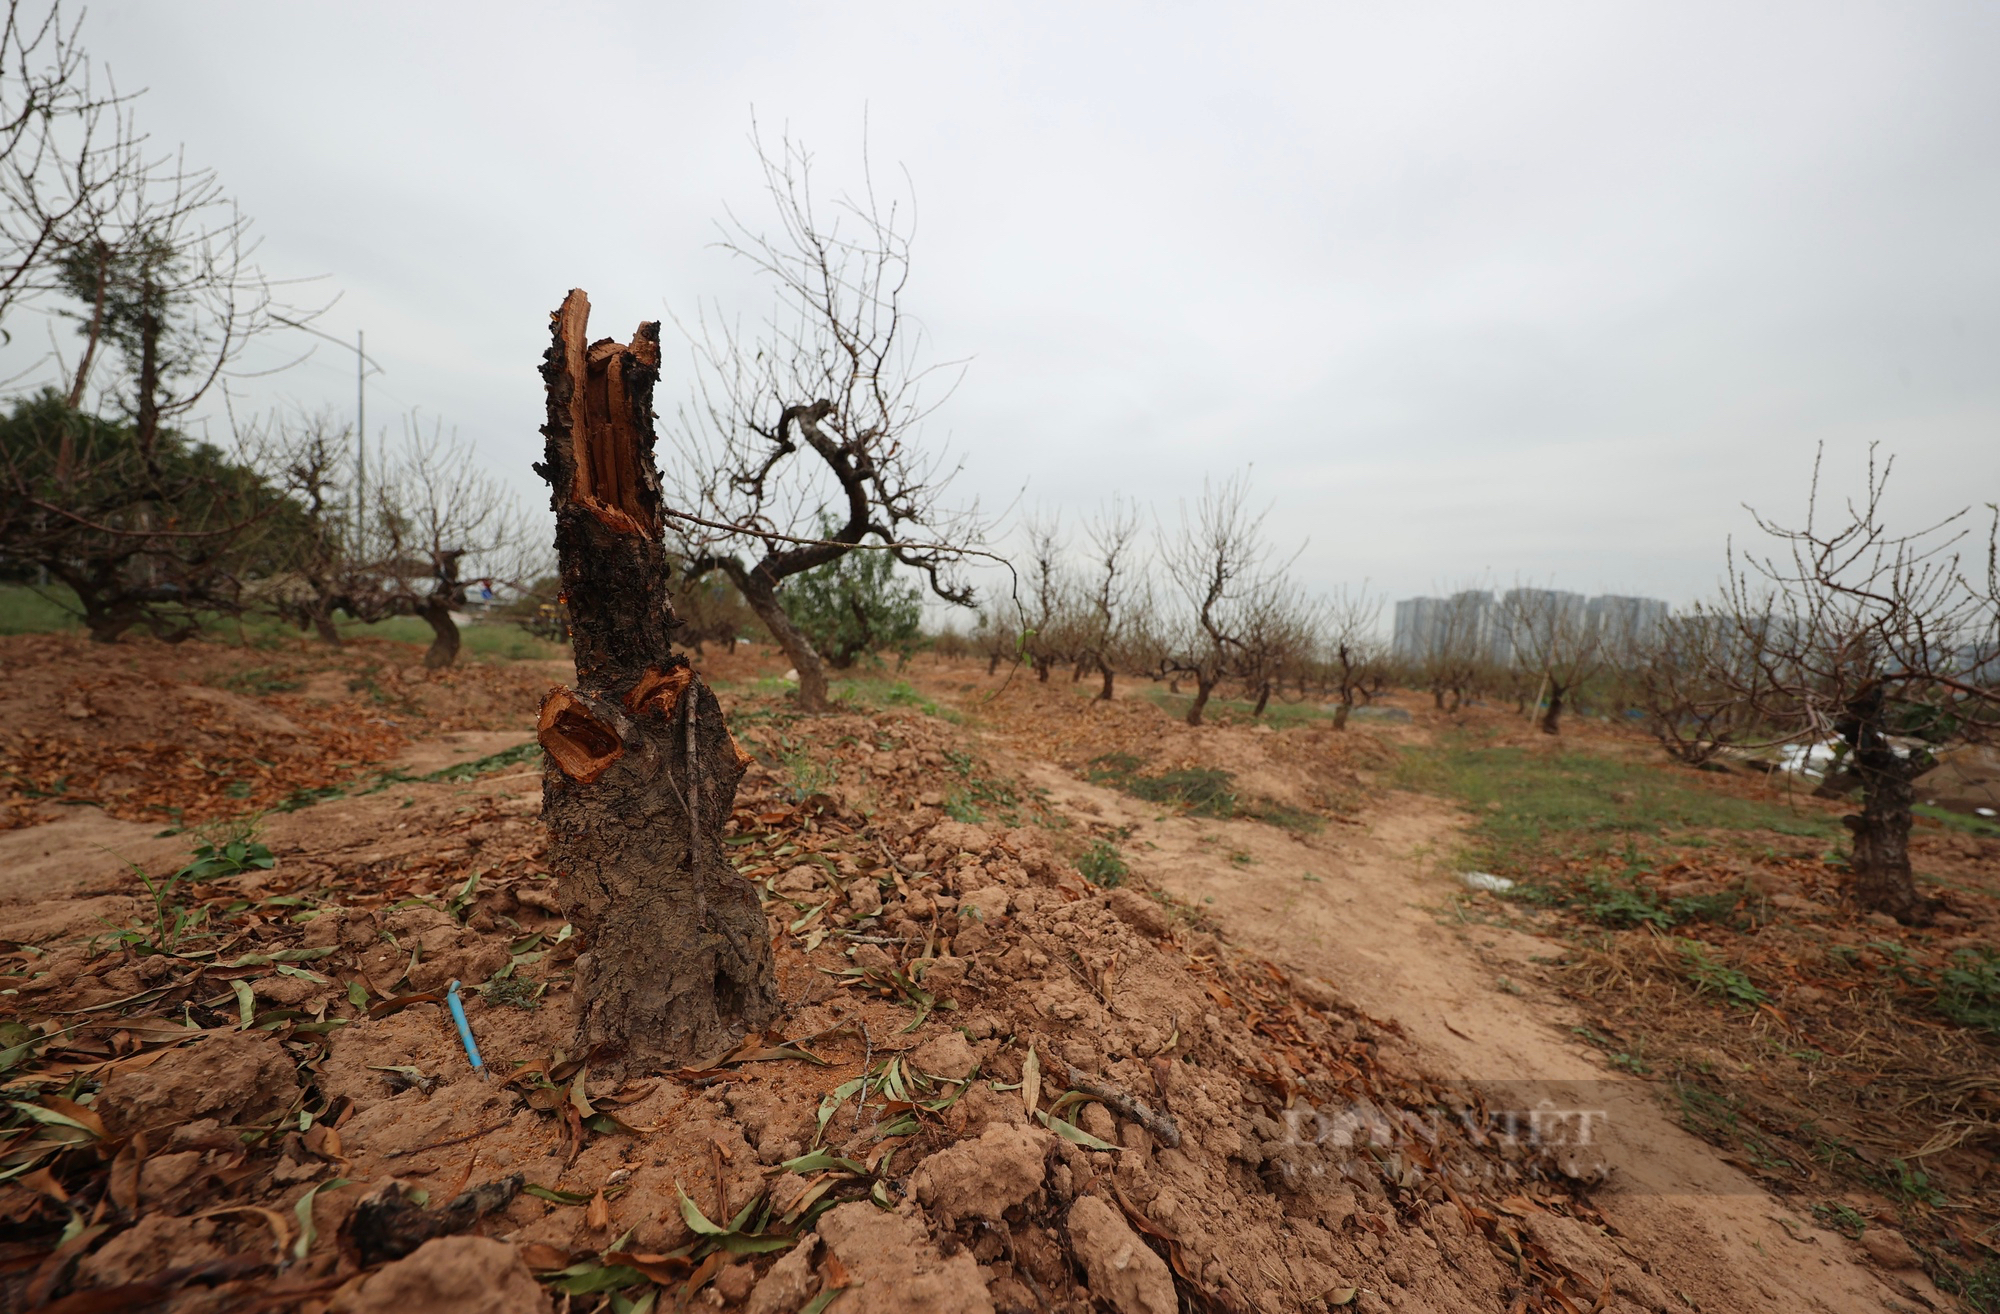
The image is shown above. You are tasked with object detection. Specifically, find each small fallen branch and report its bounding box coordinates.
[1058,1058,1181,1149]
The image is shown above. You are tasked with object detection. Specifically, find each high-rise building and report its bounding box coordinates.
[1392,588,1669,667]
[1587,594,1670,662]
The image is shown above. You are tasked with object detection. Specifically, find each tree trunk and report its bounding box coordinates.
[536,290,780,1074]
[1539,684,1565,735]
[1845,761,1927,923]
[1252,680,1272,717]
[1095,656,1115,702]
[311,604,342,646]
[1839,687,1930,923]
[1334,691,1353,730]
[417,598,461,670]
[1187,675,1217,726]
[730,567,830,712]
[1035,658,1052,683]
[987,652,1001,676]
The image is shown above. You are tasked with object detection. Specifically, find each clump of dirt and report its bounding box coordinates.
[0,650,1708,1313]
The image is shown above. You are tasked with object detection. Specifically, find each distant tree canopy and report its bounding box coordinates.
[779,540,924,670]
[0,389,302,640]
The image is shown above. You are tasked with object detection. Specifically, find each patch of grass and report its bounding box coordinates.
[832,678,961,722]
[1914,803,2000,838]
[1932,948,2000,1034]
[1811,1200,1868,1239]
[1239,798,1324,833]
[1087,752,1321,832]
[1572,1026,1652,1074]
[772,736,839,805]
[1077,840,1127,888]
[0,583,81,634]
[1088,755,1236,817]
[333,615,565,662]
[1394,734,1837,878]
[422,741,541,784]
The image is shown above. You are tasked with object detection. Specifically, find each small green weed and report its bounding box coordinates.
[773,736,839,804]
[1884,1157,1948,1208]
[941,750,1027,826]
[110,830,276,956]
[1078,840,1127,888]
[1932,948,2000,1034]
[1677,939,1766,1007]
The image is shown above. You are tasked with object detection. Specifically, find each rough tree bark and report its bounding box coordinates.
[720,563,831,712]
[1539,683,1566,735]
[416,550,466,671]
[535,289,780,1073]
[1837,683,1930,923]
[1186,674,1218,726]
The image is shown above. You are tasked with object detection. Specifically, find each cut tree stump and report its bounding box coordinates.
[534,288,779,1073]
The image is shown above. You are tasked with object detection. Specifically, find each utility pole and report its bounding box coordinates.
[355,330,367,547]
[272,314,385,547]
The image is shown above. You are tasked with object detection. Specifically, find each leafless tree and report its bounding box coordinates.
[364,416,538,668]
[251,406,353,643]
[1157,472,1277,726]
[1504,586,1604,734]
[1074,496,1144,700]
[249,408,538,667]
[666,127,980,711]
[1235,575,1322,717]
[1631,606,1759,766]
[1714,448,1999,922]
[1415,589,1494,713]
[1322,584,1384,728]
[50,153,294,457]
[1014,511,1070,683]
[0,0,138,330]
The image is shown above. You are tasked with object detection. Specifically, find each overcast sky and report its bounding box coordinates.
[27,1,2000,611]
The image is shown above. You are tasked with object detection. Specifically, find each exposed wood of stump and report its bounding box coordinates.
[534,288,779,1072]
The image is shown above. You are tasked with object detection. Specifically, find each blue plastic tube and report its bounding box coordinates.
[445,979,485,1078]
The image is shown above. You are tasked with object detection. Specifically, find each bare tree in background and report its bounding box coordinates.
[0,0,137,329]
[1158,473,1273,727]
[49,148,293,457]
[970,604,1017,676]
[1416,590,1492,713]
[364,417,536,668]
[1505,587,1603,734]
[1016,512,1069,683]
[1632,607,1759,766]
[254,407,353,643]
[1235,576,1321,718]
[252,409,537,666]
[669,129,979,711]
[1075,496,1143,701]
[1716,449,1999,923]
[1323,584,1383,729]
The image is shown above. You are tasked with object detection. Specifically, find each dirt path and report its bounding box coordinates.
[997,740,1947,1313]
